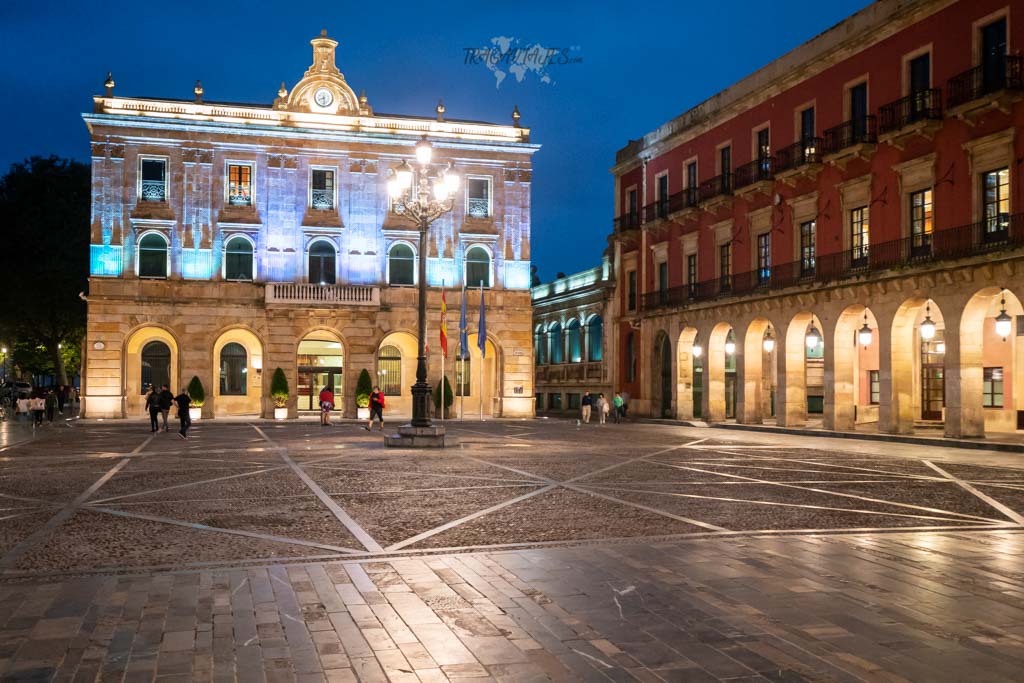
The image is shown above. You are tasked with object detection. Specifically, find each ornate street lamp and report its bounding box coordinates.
[387,137,459,436]
[920,301,936,341]
[691,342,703,358]
[762,328,775,353]
[858,312,873,348]
[995,290,1013,341]
[724,332,736,356]
[805,323,822,350]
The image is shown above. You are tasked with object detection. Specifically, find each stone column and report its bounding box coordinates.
[776,340,806,428]
[943,307,985,438]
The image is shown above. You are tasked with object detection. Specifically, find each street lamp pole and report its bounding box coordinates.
[388,137,459,434]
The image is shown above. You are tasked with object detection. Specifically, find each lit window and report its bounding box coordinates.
[548,322,563,364]
[140,159,166,202]
[387,243,415,286]
[534,326,547,365]
[586,316,603,362]
[983,168,1010,237]
[983,367,1004,408]
[378,345,402,396]
[308,241,336,285]
[141,341,170,394]
[138,233,168,278]
[467,177,491,218]
[850,206,870,265]
[228,164,252,206]
[757,232,771,284]
[311,169,335,210]
[800,220,816,276]
[869,370,880,405]
[219,343,247,396]
[910,188,933,251]
[566,319,582,363]
[465,246,490,288]
[224,236,254,281]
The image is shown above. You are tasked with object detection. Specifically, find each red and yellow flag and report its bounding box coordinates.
[440,287,449,358]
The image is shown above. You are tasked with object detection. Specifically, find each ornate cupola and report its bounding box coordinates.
[276,30,371,116]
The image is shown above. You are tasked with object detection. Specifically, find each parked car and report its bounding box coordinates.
[0,381,32,400]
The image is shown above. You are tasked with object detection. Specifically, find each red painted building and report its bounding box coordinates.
[609,0,1024,439]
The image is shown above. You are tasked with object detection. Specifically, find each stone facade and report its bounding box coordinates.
[531,260,613,415]
[609,0,1024,439]
[82,32,538,419]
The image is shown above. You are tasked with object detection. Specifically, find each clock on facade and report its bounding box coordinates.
[313,88,334,108]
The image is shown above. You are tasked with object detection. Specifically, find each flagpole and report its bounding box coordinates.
[440,282,445,422]
[479,283,484,421]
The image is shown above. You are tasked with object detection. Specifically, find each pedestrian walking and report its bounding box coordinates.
[580,391,592,424]
[57,385,66,415]
[319,386,334,426]
[595,393,608,424]
[16,396,29,423]
[613,392,624,423]
[31,394,44,426]
[144,385,160,432]
[44,390,57,423]
[158,384,174,431]
[366,385,385,431]
[173,389,192,439]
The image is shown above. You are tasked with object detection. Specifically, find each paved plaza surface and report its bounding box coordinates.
[1,419,1024,682]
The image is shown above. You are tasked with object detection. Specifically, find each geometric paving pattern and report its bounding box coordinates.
[1,420,1022,577]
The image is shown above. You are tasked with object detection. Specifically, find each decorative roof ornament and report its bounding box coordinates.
[280,31,360,115]
[194,80,204,103]
[358,89,372,116]
[278,82,288,99]
[512,105,521,127]
[104,72,115,97]
[436,99,445,122]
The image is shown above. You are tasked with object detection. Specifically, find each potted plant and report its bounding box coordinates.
[433,375,454,417]
[270,367,289,420]
[186,376,204,421]
[356,368,372,420]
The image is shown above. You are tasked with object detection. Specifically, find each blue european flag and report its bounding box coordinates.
[458,286,469,360]
[477,284,487,359]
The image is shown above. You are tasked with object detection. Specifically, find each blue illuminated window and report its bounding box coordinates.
[465,246,490,288]
[309,241,336,284]
[138,233,168,279]
[388,243,415,286]
[586,315,603,362]
[224,236,254,281]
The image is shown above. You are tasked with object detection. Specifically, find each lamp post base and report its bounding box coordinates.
[385,424,448,448]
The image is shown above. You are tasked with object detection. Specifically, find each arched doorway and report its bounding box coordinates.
[889,298,945,434]
[707,323,735,422]
[297,332,344,414]
[651,331,673,418]
[212,329,264,416]
[376,331,418,418]
[780,312,823,427]
[831,305,880,431]
[676,327,699,420]
[453,335,500,418]
[124,326,179,417]
[739,318,775,425]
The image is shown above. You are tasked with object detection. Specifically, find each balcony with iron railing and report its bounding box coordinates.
[878,89,943,135]
[948,55,1024,109]
[823,116,877,155]
[644,198,670,222]
[698,173,733,203]
[613,212,640,233]
[640,213,1024,311]
[140,180,167,202]
[311,189,334,210]
[732,158,774,190]
[773,138,822,174]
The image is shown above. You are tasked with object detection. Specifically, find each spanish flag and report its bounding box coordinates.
[440,285,449,359]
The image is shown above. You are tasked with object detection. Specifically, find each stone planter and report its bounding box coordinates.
[189,407,202,421]
[357,407,370,420]
[274,407,288,420]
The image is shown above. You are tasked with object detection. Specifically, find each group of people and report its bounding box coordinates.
[15,385,76,426]
[144,384,193,439]
[580,391,627,425]
[317,385,387,431]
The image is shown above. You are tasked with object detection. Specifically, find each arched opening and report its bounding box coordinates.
[739,318,776,425]
[465,246,491,288]
[831,305,880,431]
[451,335,500,418]
[586,315,603,362]
[376,332,418,418]
[534,324,547,365]
[548,322,564,364]
[223,235,254,281]
[308,240,336,285]
[566,319,582,363]
[211,329,263,416]
[137,232,168,279]
[953,288,1023,437]
[124,326,179,417]
[297,332,344,413]
[387,242,415,286]
[707,323,735,422]
[780,312,824,427]
[676,327,699,420]
[650,331,673,418]
[889,298,945,434]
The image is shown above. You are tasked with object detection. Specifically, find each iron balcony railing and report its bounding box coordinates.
[773,138,822,173]
[644,199,670,222]
[668,186,699,213]
[311,189,334,210]
[641,213,1024,311]
[733,158,774,190]
[140,180,166,202]
[878,89,943,134]
[823,116,878,155]
[613,212,640,233]
[698,173,733,203]
[948,55,1024,108]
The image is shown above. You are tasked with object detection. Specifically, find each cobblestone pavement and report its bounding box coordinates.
[1,420,1024,681]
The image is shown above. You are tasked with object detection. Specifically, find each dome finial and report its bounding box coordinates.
[104,72,115,97]
[436,99,445,122]
[278,82,288,99]
[194,80,204,103]
[512,104,521,127]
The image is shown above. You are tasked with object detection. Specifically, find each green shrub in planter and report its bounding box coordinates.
[270,368,289,408]
[187,376,205,407]
[356,369,373,408]
[433,376,454,411]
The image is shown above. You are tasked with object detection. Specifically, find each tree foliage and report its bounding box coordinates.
[356,369,373,408]
[270,368,289,408]
[0,156,89,384]
[187,376,205,407]
[433,375,454,410]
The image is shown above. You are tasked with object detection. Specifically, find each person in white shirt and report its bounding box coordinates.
[16,397,29,422]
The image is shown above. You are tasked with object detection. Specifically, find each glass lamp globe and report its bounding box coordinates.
[858,322,873,347]
[691,344,703,358]
[762,331,775,353]
[444,172,459,194]
[805,324,821,350]
[920,315,936,341]
[995,309,1013,340]
[415,139,433,165]
[724,340,736,355]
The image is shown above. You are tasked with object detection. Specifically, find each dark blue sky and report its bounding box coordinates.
[1,0,869,281]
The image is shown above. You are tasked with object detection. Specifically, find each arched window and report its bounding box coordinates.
[140,341,170,394]
[465,246,491,288]
[378,344,402,395]
[387,243,415,286]
[548,322,564,364]
[587,315,603,361]
[566,319,582,363]
[138,233,168,278]
[220,342,247,396]
[308,241,336,284]
[224,236,254,281]
[534,326,547,365]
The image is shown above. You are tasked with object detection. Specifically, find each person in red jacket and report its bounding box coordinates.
[318,386,334,426]
[366,386,385,431]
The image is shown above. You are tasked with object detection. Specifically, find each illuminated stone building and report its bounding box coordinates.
[610,0,1024,439]
[81,32,538,419]
[531,259,613,415]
